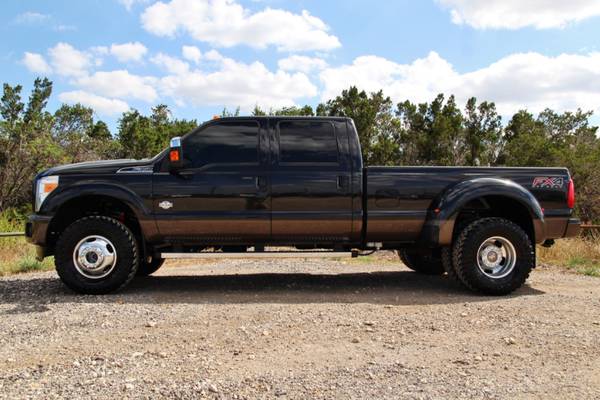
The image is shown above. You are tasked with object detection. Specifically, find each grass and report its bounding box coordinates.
[0,212,54,276]
[538,237,600,277]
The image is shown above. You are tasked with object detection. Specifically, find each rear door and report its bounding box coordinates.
[270,119,353,243]
[153,118,270,242]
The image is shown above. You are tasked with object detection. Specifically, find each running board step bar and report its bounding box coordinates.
[159,251,358,259]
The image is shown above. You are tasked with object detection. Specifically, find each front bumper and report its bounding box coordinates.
[25,215,52,260]
[564,218,581,238]
[25,214,51,245]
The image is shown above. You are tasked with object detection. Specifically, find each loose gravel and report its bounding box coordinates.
[1,255,599,399]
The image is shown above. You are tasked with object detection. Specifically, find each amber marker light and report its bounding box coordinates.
[35,175,59,212]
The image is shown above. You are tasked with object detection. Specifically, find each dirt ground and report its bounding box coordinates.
[1,255,599,399]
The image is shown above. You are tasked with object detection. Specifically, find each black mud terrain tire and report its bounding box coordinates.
[453,217,534,295]
[441,247,460,282]
[55,216,139,294]
[398,249,445,275]
[136,258,165,277]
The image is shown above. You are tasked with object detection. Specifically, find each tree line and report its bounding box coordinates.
[1,79,599,222]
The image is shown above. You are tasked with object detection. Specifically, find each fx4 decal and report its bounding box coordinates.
[532,177,564,189]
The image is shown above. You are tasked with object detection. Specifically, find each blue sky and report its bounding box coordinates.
[2,0,600,131]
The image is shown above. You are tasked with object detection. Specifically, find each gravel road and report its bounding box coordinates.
[1,254,599,399]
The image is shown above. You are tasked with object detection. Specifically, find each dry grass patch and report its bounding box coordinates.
[0,215,54,276]
[538,237,600,277]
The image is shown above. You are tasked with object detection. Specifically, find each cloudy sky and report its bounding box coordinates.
[3,0,600,128]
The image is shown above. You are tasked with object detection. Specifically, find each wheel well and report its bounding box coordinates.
[47,195,142,253]
[452,196,535,242]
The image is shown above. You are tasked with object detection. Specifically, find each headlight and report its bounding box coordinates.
[35,175,59,212]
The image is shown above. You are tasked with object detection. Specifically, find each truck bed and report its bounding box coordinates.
[364,166,572,243]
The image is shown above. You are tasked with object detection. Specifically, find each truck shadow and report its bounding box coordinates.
[0,270,544,314]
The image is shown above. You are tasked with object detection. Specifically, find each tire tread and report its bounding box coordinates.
[452,217,534,295]
[55,216,138,294]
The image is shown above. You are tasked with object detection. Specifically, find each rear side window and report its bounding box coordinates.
[184,121,259,168]
[278,121,338,164]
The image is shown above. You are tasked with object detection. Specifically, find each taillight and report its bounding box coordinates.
[567,179,575,209]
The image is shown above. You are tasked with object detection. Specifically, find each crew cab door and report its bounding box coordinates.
[152,119,270,242]
[270,119,353,243]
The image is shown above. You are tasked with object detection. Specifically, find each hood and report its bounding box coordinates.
[40,159,155,176]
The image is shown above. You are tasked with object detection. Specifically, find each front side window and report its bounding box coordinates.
[183,121,259,168]
[279,121,338,164]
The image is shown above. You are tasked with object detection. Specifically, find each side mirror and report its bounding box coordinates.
[169,136,183,170]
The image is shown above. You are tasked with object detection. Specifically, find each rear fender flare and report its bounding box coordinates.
[422,178,545,246]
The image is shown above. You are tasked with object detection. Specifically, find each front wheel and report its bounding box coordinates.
[452,217,534,295]
[55,216,139,294]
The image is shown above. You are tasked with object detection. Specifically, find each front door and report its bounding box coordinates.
[270,119,353,244]
[153,119,270,243]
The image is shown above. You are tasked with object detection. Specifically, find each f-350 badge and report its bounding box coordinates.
[159,201,173,210]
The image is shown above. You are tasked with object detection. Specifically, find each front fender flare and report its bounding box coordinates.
[421,178,546,246]
[41,182,151,218]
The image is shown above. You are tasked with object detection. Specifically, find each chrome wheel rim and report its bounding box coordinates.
[72,235,117,279]
[476,236,517,279]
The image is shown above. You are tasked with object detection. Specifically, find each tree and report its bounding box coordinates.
[273,105,314,116]
[250,105,314,116]
[118,105,197,159]
[23,78,53,133]
[89,121,111,140]
[397,94,464,166]
[463,98,502,166]
[52,103,120,162]
[251,105,266,116]
[0,83,24,130]
[320,86,398,164]
[0,79,58,210]
[221,107,240,117]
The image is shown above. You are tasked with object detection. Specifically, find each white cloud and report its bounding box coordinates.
[141,0,341,51]
[151,53,190,75]
[437,0,600,29]
[22,52,52,74]
[54,24,77,32]
[319,51,600,116]
[110,42,148,62]
[278,55,328,73]
[90,46,109,55]
[48,42,91,77]
[76,70,158,102]
[58,91,130,116]
[118,0,151,11]
[204,49,224,62]
[14,12,50,25]
[157,52,318,109]
[182,45,202,64]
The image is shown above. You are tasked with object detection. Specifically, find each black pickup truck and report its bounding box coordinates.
[26,116,580,295]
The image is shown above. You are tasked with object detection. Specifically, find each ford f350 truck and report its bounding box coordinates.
[26,117,580,295]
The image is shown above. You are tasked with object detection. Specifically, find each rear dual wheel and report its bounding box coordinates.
[136,257,165,276]
[449,217,534,295]
[398,249,445,275]
[399,217,534,295]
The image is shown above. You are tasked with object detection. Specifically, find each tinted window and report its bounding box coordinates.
[279,121,338,163]
[184,121,259,168]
